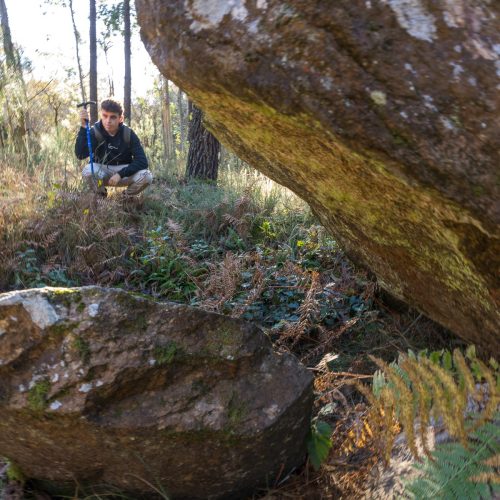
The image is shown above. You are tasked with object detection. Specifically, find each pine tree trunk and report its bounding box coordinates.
[123,0,131,124]
[161,77,175,164]
[178,89,186,155]
[89,0,98,123]
[185,104,220,181]
[69,0,86,103]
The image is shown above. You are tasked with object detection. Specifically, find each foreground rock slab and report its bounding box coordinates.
[0,287,313,499]
[136,0,500,352]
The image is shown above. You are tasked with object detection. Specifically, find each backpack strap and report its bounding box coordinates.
[91,124,104,146]
[122,125,131,147]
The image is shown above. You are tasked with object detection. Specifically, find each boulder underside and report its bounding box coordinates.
[0,287,313,499]
[136,0,500,352]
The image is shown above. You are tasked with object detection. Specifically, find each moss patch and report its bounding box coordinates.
[48,321,79,336]
[130,291,155,302]
[154,341,179,365]
[192,87,499,350]
[27,379,51,411]
[73,336,91,364]
[227,392,247,430]
[48,288,82,309]
[6,459,25,483]
[205,324,242,357]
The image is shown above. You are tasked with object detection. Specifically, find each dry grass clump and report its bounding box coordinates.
[0,166,40,245]
[0,165,140,290]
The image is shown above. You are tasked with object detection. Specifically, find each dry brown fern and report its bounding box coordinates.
[278,271,322,348]
[359,348,500,463]
[232,263,266,317]
[220,213,251,239]
[197,252,242,311]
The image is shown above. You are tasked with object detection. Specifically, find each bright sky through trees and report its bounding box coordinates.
[7,0,156,100]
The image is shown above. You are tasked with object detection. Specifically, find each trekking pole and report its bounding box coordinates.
[77,101,97,182]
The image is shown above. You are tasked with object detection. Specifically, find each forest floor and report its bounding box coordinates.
[0,162,464,499]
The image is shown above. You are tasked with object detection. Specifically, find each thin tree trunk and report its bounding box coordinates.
[161,77,175,164]
[123,0,131,124]
[185,104,220,181]
[219,145,227,168]
[0,0,28,156]
[178,89,186,155]
[89,0,98,123]
[170,85,176,162]
[0,0,17,70]
[69,0,86,103]
[103,46,114,97]
[152,115,157,151]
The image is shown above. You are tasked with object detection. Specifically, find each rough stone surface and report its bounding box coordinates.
[0,287,313,499]
[136,0,500,352]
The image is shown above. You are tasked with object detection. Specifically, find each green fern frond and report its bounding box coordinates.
[362,346,499,497]
[405,418,500,500]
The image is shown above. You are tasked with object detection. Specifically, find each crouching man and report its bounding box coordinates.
[75,99,153,198]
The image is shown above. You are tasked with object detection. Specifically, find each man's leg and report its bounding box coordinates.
[117,169,153,196]
[81,163,112,195]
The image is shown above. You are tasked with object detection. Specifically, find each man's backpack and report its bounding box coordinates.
[92,124,131,147]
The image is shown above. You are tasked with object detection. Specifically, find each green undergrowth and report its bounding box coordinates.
[0,161,463,369]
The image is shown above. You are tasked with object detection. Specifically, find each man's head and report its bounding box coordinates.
[100,99,124,135]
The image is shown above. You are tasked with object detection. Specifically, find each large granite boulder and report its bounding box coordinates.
[136,0,500,352]
[0,287,313,499]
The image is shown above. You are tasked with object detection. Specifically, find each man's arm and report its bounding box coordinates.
[117,130,148,178]
[74,109,92,160]
[75,127,90,159]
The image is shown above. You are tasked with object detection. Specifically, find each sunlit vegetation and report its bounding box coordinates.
[0,1,498,498]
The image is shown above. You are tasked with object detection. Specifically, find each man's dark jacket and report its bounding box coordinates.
[75,121,148,178]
